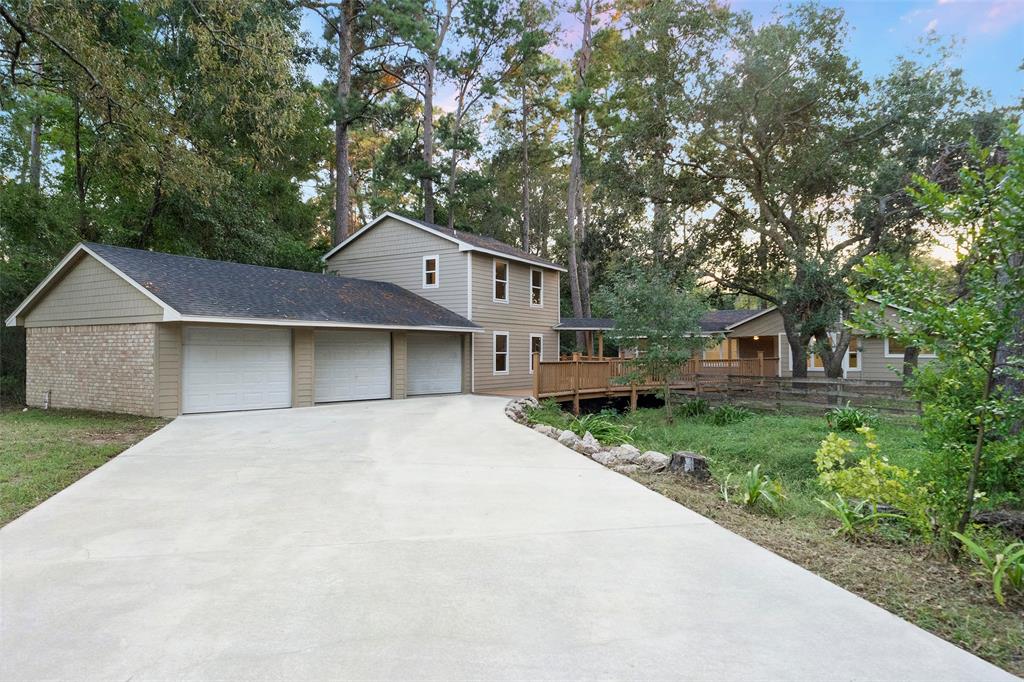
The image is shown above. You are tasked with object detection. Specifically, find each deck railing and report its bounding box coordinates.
[534,352,780,410]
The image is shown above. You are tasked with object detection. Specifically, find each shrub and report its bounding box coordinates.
[526,399,572,430]
[814,427,932,535]
[721,464,786,515]
[826,402,879,431]
[676,398,710,418]
[951,532,1024,606]
[705,404,752,426]
[568,413,634,445]
[817,493,902,539]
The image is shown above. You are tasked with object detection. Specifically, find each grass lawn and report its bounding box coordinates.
[527,400,1024,676]
[0,408,166,526]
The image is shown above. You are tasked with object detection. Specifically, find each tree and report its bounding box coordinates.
[684,5,989,378]
[594,264,712,421]
[853,128,1024,536]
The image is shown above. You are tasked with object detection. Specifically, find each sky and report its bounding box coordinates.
[302,0,1023,108]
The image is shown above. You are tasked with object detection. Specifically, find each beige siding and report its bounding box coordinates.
[26,323,157,416]
[391,332,408,399]
[726,310,784,337]
[324,217,468,317]
[470,253,559,393]
[155,323,181,417]
[462,334,472,393]
[293,328,314,407]
[24,254,164,327]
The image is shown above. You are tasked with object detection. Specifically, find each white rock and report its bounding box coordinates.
[619,443,641,455]
[581,431,601,448]
[606,445,642,464]
[557,430,581,448]
[532,423,559,438]
[638,450,670,472]
[574,440,602,457]
[612,464,640,475]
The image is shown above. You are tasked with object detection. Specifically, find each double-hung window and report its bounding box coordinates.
[530,268,543,307]
[529,334,543,373]
[493,259,509,303]
[493,332,510,374]
[423,255,439,288]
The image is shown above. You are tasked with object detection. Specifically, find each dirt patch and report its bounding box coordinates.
[630,471,1024,676]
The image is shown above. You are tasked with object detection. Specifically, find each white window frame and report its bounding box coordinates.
[493,331,510,375]
[493,259,509,303]
[529,267,544,308]
[528,333,544,373]
[422,254,440,289]
[884,337,937,359]
[846,336,861,372]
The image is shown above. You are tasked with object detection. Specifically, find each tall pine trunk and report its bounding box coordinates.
[422,55,436,223]
[566,0,593,349]
[28,114,41,189]
[333,4,353,245]
[520,82,530,251]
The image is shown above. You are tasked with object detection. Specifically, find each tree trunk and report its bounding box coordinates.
[994,252,1023,435]
[578,195,591,316]
[957,349,998,534]
[821,328,851,379]
[73,99,92,240]
[902,346,920,379]
[520,82,530,252]
[422,56,436,223]
[333,4,353,245]
[28,114,42,189]
[447,106,464,230]
[781,314,809,379]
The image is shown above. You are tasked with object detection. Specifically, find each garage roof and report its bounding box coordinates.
[6,243,480,332]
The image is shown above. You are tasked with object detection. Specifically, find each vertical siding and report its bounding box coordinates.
[391,332,408,399]
[324,217,468,317]
[461,333,472,393]
[292,328,315,407]
[25,254,165,327]
[156,323,182,417]
[470,253,560,393]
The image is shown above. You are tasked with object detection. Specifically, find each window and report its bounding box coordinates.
[847,336,860,370]
[493,332,509,374]
[529,334,543,373]
[493,259,509,302]
[885,337,936,358]
[530,268,543,307]
[423,255,439,288]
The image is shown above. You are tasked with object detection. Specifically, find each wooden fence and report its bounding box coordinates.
[679,375,919,415]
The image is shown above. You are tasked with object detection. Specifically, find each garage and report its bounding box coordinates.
[315,330,392,402]
[407,333,463,396]
[182,327,292,414]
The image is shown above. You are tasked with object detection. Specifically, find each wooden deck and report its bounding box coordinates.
[532,354,780,412]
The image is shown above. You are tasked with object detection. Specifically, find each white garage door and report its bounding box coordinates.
[407,333,462,396]
[315,330,391,402]
[182,327,292,414]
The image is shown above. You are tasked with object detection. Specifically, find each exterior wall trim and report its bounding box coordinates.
[175,315,479,333]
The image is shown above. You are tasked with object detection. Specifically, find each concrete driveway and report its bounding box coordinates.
[1,395,1014,681]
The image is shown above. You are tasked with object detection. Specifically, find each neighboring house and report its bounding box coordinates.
[700,301,936,381]
[5,213,564,417]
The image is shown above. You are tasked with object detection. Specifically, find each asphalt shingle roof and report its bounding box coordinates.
[398,215,563,270]
[85,243,479,329]
[554,310,765,334]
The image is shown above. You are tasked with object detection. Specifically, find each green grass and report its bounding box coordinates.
[0,408,165,525]
[531,399,926,517]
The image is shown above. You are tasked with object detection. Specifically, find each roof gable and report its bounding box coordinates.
[322,212,566,272]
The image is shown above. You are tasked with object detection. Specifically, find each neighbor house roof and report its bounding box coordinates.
[554,317,616,331]
[6,243,479,332]
[321,211,566,272]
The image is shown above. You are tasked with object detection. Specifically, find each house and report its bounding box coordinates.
[701,302,936,380]
[5,213,565,416]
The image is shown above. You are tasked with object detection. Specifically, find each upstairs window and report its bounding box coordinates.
[530,268,543,307]
[493,259,509,303]
[423,255,439,288]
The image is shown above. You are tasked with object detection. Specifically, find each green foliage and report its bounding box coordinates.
[721,464,786,515]
[676,398,710,418]
[951,532,1024,606]
[567,412,635,445]
[525,399,573,430]
[817,493,903,539]
[705,404,753,426]
[826,402,879,431]
[815,427,933,535]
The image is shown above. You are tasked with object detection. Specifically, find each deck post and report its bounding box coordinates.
[572,356,581,415]
[630,383,637,412]
[597,331,604,360]
[532,352,540,398]
[757,350,765,377]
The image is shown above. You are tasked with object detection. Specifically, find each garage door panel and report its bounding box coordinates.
[315,330,391,402]
[407,333,462,396]
[182,327,292,414]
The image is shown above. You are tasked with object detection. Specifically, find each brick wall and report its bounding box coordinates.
[26,324,157,416]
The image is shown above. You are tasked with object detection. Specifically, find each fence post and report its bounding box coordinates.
[532,352,540,398]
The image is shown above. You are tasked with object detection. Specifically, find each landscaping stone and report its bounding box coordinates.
[574,434,602,456]
[557,430,581,449]
[668,451,710,479]
[504,397,540,425]
[637,450,670,472]
[531,423,560,438]
[612,464,640,475]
